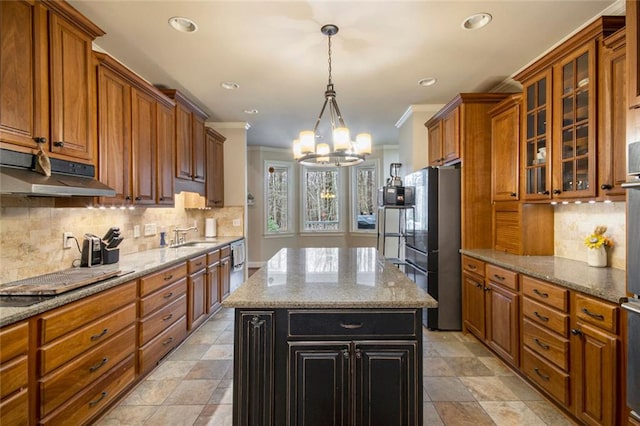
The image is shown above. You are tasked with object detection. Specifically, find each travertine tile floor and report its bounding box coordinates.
[97,309,576,426]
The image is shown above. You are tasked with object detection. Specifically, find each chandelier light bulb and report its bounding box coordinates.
[292,139,302,160]
[356,133,372,155]
[317,143,330,163]
[299,131,315,154]
[333,127,350,151]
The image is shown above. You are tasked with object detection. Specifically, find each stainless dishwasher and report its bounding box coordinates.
[230,239,246,291]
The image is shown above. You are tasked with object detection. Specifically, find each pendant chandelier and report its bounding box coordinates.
[293,24,372,167]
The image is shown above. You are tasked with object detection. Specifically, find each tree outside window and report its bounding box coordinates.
[302,168,340,232]
[352,162,377,231]
[265,162,291,234]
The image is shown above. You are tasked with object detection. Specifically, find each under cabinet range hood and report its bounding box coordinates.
[0,149,115,197]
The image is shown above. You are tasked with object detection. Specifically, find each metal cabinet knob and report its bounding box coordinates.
[53,141,64,147]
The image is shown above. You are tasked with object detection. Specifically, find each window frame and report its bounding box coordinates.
[264,160,294,237]
[300,165,344,235]
[350,159,380,233]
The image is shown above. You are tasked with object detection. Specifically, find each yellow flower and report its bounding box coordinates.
[584,234,614,249]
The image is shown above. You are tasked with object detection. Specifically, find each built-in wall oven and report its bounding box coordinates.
[623,141,640,421]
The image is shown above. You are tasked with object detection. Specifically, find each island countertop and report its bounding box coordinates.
[223,247,437,309]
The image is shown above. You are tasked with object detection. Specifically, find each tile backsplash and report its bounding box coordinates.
[554,201,625,270]
[0,193,243,284]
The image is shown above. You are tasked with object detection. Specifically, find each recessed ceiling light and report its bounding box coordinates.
[168,16,198,33]
[244,109,259,114]
[220,81,240,90]
[462,13,492,30]
[418,77,437,87]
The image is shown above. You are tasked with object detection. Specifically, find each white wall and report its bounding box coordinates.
[396,105,445,176]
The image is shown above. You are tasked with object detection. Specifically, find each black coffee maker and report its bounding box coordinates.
[80,234,102,267]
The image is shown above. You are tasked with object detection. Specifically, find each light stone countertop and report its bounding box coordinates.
[0,236,243,327]
[222,247,438,309]
[461,249,627,304]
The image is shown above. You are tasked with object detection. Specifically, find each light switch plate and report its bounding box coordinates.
[144,223,157,236]
[134,225,141,238]
[233,219,241,227]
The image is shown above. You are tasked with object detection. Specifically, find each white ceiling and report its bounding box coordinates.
[69,0,621,149]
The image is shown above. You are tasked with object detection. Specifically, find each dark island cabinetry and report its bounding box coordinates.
[233,308,423,426]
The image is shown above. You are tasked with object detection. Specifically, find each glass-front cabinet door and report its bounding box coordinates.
[521,70,552,200]
[553,44,596,198]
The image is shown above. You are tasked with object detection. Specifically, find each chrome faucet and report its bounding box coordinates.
[171,225,198,246]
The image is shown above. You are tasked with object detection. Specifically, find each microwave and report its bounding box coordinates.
[378,186,415,206]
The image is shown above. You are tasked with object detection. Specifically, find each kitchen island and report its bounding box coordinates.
[223,247,437,426]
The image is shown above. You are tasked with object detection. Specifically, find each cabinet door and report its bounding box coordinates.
[354,342,418,426]
[288,342,350,426]
[628,0,640,108]
[572,322,617,426]
[49,13,95,161]
[175,103,192,180]
[552,43,597,198]
[599,30,627,199]
[491,100,520,201]
[522,70,552,200]
[235,311,274,426]
[462,272,486,339]
[0,1,47,149]
[97,65,131,204]
[192,114,206,183]
[220,257,231,301]
[486,283,519,367]
[205,130,225,208]
[442,106,460,163]
[187,270,207,330]
[427,121,442,166]
[131,88,157,205]
[156,102,175,205]
[206,263,220,313]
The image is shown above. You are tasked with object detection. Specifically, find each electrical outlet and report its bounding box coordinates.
[63,232,74,249]
[232,219,241,227]
[133,225,141,238]
[144,223,157,236]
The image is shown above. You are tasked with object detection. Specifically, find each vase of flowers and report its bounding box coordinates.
[584,225,613,267]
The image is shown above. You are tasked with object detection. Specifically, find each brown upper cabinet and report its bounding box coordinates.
[161,90,208,190]
[95,53,176,206]
[427,106,460,166]
[205,127,225,208]
[628,0,640,109]
[490,94,521,201]
[514,16,625,202]
[0,0,104,164]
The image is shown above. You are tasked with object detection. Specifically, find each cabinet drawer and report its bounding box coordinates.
[39,281,137,344]
[139,278,186,317]
[39,355,135,426]
[0,321,28,363]
[0,355,27,400]
[39,325,135,417]
[220,245,230,258]
[139,263,187,297]
[0,387,28,426]
[138,316,187,375]
[39,303,135,376]
[207,249,220,264]
[522,347,570,405]
[522,298,569,336]
[574,294,618,333]
[462,256,485,277]
[523,319,569,371]
[188,254,207,274]
[522,276,568,312]
[288,310,418,338]
[486,264,518,291]
[139,295,186,345]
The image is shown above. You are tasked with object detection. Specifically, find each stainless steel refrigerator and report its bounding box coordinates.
[403,166,461,330]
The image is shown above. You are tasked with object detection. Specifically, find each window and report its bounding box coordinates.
[265,161,292,234]
[302,167,340,232]
[351,161,378,232]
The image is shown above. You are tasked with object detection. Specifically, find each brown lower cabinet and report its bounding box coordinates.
[0,245,236,425]
[462,255,625,425]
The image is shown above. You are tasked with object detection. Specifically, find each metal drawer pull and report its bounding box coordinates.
[533,311,549,322]
[88,391,108,407]
[163,292,174,299]
[90,328,109,341]
[340,322,363,329]
[162,337,174,346]
[534,367,550,381]
[467,264,477,270]
[475,282,483,289]
[493,274,505,281]
[533,289,549,298]
[164,274,174,281]
[342,349,349,359]
[534,338,550,350]
[581,308,604,320]
[89,357,109,372]
[163,314,173,321]
[195,262,203,267]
